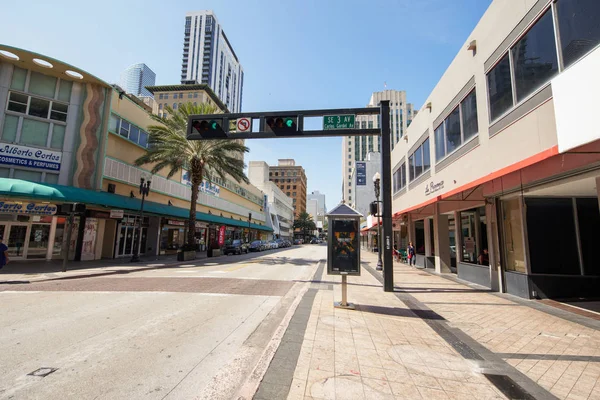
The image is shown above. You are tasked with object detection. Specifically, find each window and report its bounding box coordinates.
[163,94,169,100]
[487,54,513,121]
[293,185,296,189]
[269,172,273,176]
[348,181,352,187]
[348,154,351,159]
[292,192,296,196]
[194,93,198,98]
[6,92,68,123]
[159,94,163,100]
[348,162,351,166]
[159,104,163,110]
[511,9,558,102]
[392,162,407,193]
[349,196,352,201]
[130,125,140,143]
[408,139,430,182]
[173,103,177,109]
[557,0,600,68]
[348,168,351,172]
[275,172,279,176]
[435,90,478,161]
[179,93,184,99]
[188,93,193,98]
[287,185,290,189]
[119,120,130,138]
[286,192,290,196]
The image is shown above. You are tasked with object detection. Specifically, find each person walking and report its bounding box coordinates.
[407,242,416,266]
[0,236,9,270]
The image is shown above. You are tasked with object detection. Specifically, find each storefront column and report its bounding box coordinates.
[46,216,58,260]
[424,217,432,257]
[486,200,503,292]
[453,211,462,266]
[407,214,415,245]
[433,203,452,273]
[596,177,600,211]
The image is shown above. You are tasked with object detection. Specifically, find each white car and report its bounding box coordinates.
[269,241,279,249]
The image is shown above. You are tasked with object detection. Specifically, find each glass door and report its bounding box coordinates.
[27,224,51,259]
[7,224,29,259]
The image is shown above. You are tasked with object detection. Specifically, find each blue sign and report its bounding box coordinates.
[356,162,366,186]
[0,143,62,171]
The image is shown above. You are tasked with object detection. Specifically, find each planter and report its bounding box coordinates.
[177,250,196,261]
[207,248,221,258]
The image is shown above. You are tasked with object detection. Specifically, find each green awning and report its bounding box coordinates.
[0,179,272,232]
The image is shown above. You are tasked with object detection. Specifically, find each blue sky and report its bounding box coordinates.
[1,0,491,211]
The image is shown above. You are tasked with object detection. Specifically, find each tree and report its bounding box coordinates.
[134,102,249,249]
[293,212,317,241]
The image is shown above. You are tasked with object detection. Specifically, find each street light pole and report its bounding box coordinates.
[248,212,252,243]
[373,172,383,271]
[131,177,151,262]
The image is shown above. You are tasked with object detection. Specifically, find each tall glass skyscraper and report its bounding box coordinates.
[181,11,244,112]
[119,63,156,98]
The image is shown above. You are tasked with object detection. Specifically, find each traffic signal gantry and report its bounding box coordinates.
[187,104,395,292]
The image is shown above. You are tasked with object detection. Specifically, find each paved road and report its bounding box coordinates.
[0,244,325,400]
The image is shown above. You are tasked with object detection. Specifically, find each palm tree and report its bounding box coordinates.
[293,212,317,242]
[134,102,249,249]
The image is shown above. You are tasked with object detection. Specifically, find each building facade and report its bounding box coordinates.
[119,63,156,98]
[0,45,270,262]
[342,90,415,204]
[146,84,228,118]
[389,0,600,300]
[307,190,326,231]
[268,159,307,218]
[181,11,243,113]
[248,161,295,240]
[350,152,380,220]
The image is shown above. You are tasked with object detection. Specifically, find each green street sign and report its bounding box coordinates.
[323,114,356,130]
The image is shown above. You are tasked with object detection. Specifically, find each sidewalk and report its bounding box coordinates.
[255,252,600,400]
[0,252,208,284]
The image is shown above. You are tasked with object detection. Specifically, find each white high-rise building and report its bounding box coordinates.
[119,63,156,98]
[341,90,415,204]
[181,10,244,112]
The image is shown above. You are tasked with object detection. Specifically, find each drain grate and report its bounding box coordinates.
[28,367,58,378]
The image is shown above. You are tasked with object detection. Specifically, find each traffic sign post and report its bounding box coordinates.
[187,105,394,292]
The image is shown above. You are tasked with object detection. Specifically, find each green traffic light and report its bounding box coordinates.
[210,121,217,130]
[285,119,293,128]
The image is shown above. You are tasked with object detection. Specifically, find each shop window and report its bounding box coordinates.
[415,220,425,255]
[502,198,526,273]
[460,207,488,265]
[435,90,478,161]
[487,54,513,121]
[576,198,600,276]
[526,198,579,275]
[512,10,558,102]
[20,119,49,147]
[28,71,57,98]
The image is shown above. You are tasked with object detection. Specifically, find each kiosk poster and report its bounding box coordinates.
[331,219,360,274]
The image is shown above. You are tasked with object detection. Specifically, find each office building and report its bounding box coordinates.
[119,63,156,98]
[307,190,327,230]
[385,0,600,302]
[248,161,295,240]
[181,10,244,113]
[268,159,307,218]
[349,152,380,220]
[342,90,415,204]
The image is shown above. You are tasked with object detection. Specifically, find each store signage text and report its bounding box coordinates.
[181,169,220,197]
[425,180,444,196]
[0,201,57,215]
[110,210,124,219]
[218,226,226,246]
[0,143,62,171]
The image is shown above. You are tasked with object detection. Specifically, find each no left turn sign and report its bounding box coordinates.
[237,118,250,132]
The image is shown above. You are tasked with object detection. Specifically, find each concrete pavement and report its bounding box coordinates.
[0,245,322,400]
[254,251,600,400]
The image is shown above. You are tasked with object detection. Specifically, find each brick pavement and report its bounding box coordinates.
[255,251,599,400]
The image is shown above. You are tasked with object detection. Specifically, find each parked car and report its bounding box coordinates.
[294,239,303,245]
[224,239,248,255]
[249,240,264,252]
[284,240,292,247]
[275,239,285,248]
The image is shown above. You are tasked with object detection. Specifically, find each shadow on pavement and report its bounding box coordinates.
[393,287,491,294]
[356,304,446,320]
[292,279,382,288]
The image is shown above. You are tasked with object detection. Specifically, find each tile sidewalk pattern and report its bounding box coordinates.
[276,252,599,400]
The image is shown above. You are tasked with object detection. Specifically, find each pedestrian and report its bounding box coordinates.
[407,241,416,266]
[0,236,9,270]
[393,244,399,262]
[478,248,489,266]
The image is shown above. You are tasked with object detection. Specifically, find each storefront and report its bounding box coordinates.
[0,201,62,260]
[160,219,186,255]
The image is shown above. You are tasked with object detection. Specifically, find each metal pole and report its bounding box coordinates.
[380,100,394,292]
[376,194,383,271]
[341,274,348,306]
[62,212,74,272]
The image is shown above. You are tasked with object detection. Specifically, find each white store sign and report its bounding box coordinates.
[0,201,58,215]
[0,143,62,171]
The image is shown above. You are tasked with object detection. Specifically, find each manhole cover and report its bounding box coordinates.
[28,367,58,377]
